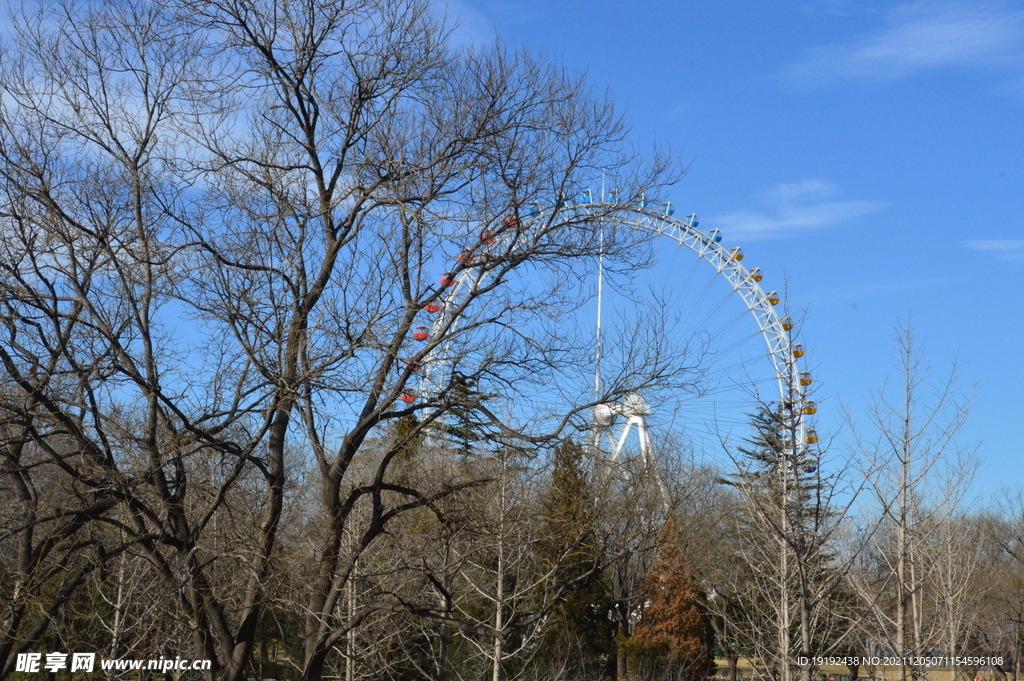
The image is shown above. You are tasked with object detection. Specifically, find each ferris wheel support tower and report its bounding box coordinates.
[589,394,654,465]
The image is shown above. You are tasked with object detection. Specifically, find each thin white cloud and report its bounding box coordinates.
[788,1,1024,82]
[708,180,885,241]
[963,239,1024,262]
[431,0,496,47]
[766,178,837,204]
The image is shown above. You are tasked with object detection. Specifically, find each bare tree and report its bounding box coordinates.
[987,490,1024,681]
[847,321,975,681]
[0,1,681,679]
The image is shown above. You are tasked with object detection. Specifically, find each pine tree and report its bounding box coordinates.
[725,404,827,592]
[719,403,837,681]
[536,440,614,677]
[438,377,493,455]
[619,520,713,681]
[726,404,820,510]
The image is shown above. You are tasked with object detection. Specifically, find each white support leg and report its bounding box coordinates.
[612,421,633,463]
[636,418,652,466]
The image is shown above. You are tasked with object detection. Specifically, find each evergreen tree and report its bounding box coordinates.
[726,404,820,509]
[619,520,714,681]
[438,377,493,455]
[719,402,840,681]
[536,440,615,678]
[725,403,828,587]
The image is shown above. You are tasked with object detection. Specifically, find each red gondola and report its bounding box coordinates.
[423,304,441,313]
[413,326,429,341]
[400,391,416,403]
[480,229,494,245]
[440,272,456,287]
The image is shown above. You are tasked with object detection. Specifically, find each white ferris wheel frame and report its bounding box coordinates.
[417,200,808,456]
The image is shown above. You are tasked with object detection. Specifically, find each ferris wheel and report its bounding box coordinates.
[407,192,818,468]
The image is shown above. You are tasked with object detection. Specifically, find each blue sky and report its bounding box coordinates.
[442,0,1024,493]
